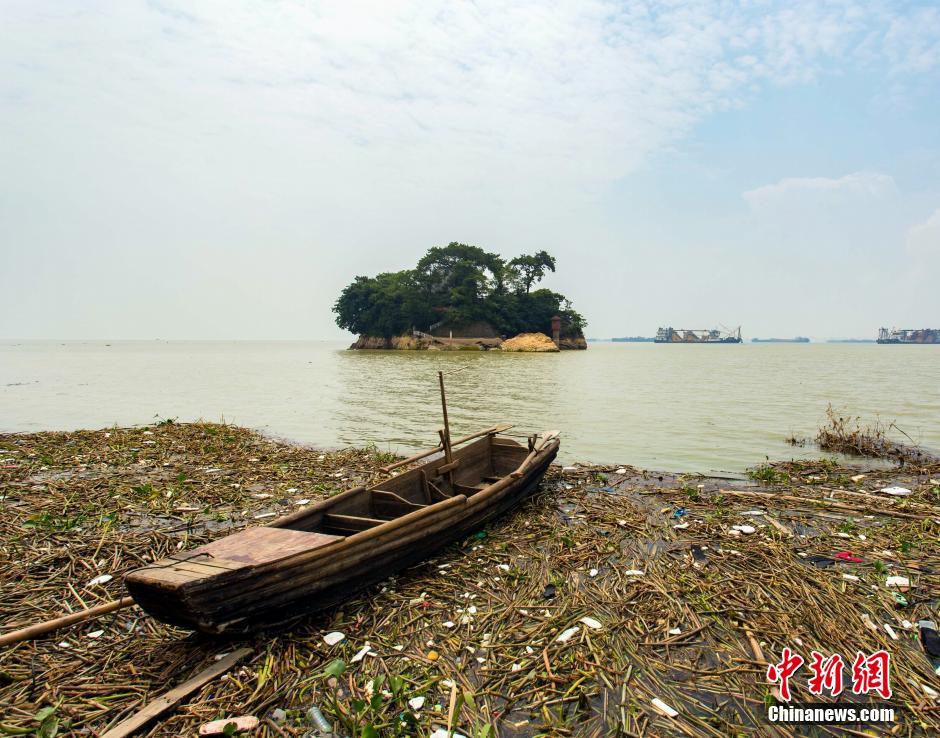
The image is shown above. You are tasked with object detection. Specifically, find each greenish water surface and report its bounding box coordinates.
[1,341,936,474]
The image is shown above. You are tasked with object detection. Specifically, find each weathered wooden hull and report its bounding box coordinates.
[126,433,558,634]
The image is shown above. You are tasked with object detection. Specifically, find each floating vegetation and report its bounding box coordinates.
[1,424,938,736]
[816,404,935,465]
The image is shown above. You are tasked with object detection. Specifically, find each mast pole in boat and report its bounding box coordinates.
[438,370,453,465]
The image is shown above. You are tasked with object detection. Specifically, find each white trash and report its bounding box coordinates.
[408,696,425,711]
[879,486,912,496]
[351,644,372,663]
[651,697,679,718]
[885,575,910,590]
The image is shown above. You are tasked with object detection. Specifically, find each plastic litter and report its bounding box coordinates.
[731,524,756,535]
[542,583,556,599]
[834,552,863,563]
[199,716,259,736]
[323,631,345,646]
[919,620,940,658]
[805,555,835,569]
[589,568,598,577]
[306,705,333,733]
[673,522,689,529]
[615,468,626,474]
[651,697,679,718]
[885,575,910,591]
[430,729,468,738]
[893,592,908,607]
[350,644,372,663]
[850,474,866,483]
[556,626,580,642]
[690,545,707,568]
[879,486,912,496]
[87,574,113,587]
[624,569,645,576]
[270,708,287,723]
[671,507,687,519]
[86,630,104,639]
[580,616,602,630]
[841,574,860,582]
[883,623,899,640]
[408,696,425,711]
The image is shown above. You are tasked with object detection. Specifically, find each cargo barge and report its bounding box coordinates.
[654,327,742,344]
[876,328,939,344]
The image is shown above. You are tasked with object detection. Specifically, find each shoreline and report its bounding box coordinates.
[1,423,938,736]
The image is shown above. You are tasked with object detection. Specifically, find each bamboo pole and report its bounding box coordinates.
[0,596,135,648]
[438,371,453,465]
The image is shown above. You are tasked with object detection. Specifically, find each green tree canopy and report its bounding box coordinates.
[333,242,585,338]
[508,250,556,294]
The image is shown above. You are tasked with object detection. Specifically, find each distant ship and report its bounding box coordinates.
[751,337,809,343]
[654,327,742,344]
[876,328,939,344]
[611,336,655,342]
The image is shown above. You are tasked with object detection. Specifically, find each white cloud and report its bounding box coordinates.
[742,172,899,211]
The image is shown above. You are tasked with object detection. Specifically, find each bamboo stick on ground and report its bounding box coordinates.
[0,596,135,648]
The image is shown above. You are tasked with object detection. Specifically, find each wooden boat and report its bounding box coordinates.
[126,375,560,634]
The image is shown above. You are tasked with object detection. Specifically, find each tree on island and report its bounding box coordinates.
[333,242,585,340]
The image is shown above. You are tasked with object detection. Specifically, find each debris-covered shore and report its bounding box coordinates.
[1,423,938,737]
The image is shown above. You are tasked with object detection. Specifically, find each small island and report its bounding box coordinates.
[333,242,586,350]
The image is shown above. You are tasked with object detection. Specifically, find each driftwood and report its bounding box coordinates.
[0,596,135,648]
[99,648,253,738]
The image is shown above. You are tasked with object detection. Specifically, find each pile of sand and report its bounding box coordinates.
[499,332,559,352]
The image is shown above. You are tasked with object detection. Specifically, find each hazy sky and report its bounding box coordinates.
[2,1,939,340]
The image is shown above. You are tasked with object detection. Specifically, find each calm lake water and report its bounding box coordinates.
[1,341,937,474]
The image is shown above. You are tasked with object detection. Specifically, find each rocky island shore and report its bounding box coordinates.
[1,423,937,736]
[350,331,587,351]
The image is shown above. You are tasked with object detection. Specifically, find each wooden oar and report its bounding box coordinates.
[0,596,135,648]
[510,430,560,478]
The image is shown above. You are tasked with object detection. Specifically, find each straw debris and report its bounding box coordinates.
[1,423,938,736]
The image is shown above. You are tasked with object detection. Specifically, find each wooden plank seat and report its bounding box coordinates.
[371,490,427,519]
[321,513,384,534]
